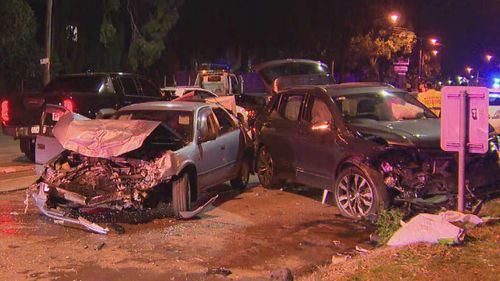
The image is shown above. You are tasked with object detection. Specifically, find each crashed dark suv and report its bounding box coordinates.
[255,82,500,219]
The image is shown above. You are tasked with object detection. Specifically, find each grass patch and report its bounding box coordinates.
[374,209,404,245]
[300,199,500,281]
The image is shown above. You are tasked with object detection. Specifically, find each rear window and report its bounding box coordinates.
[43,76,108,93]
[259,62,329,84]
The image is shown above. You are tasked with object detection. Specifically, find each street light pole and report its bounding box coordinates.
[418,47,423,81]
[43,0,53,86]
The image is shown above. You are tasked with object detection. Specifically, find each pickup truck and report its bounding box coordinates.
[0,72,163,161]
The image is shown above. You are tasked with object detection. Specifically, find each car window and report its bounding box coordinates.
[138,78,160,97]
[198,108,220,140]
[333,90,435,121]
[43,75,108,93]
[213,107,237,135]
[120,77,139,96]
[278,94,305,121]
[195,90,217,99]
[230,75,238,94]
[490,91,500,106]
[305,96,333,123]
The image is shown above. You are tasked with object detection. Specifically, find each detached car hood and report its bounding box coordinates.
[349,118,441,148]
[53,112,161,158]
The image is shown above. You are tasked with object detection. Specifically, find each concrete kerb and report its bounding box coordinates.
[0,165,34,175]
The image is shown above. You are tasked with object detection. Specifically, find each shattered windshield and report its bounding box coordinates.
[333,90,436,122]
[114,110,194,142]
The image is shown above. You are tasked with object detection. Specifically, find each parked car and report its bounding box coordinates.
[1,72,163,161]
[31,101,253,233]
[254,83,500,219]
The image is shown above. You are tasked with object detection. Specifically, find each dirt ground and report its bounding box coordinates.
[0,176,373,280]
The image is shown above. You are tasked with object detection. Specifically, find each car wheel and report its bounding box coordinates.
[333,166,388,219]
[172,173,191,217]
[231,158,250,189]
[257,146,279,188]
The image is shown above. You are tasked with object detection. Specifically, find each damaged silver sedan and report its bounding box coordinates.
[30,101,253,233]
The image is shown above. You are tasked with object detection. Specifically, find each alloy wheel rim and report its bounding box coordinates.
[337,173,374,217]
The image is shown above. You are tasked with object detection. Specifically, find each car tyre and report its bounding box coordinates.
[333,166,388,219]
[172,173,191,217]
[256,146,280,189]
[231,158,250,189]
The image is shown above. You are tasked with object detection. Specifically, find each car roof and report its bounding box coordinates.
[280,82,404,96]
[119,101,214,112]
[161,86,207,90]
[58,72,138,77]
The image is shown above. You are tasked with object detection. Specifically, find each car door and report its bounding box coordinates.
[195,107,226,189]
[296,92,338,189]
[212,107,241,179]
[261,92,305,179]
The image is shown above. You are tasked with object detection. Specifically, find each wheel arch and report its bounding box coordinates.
[177,163,198,202]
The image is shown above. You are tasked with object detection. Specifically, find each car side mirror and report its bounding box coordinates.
[311,120,332,133]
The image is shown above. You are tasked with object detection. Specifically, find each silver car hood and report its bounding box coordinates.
[52,112,161,158]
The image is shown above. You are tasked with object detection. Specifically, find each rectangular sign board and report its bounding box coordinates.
[441,86,489,154]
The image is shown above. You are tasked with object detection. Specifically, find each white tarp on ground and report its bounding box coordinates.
[387,211,483,246]
[52,112,161,158]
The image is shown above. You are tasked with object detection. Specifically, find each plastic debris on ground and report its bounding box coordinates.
[387,211,484,246]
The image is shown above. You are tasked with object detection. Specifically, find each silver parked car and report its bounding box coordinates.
[31,101,253,233]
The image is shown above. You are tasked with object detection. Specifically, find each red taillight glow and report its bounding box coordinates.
[63,99,74,112]
[1,100,9,124]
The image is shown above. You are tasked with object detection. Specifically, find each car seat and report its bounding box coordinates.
[356,99,379,120]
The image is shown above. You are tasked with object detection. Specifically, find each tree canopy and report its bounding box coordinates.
[0,0,40,91]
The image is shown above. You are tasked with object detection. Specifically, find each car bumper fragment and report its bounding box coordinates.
[31,184,109,234]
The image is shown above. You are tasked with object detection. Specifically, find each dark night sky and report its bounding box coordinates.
[27,0,500,77]
[173,0,500,76]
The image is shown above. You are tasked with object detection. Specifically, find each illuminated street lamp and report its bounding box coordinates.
[485,54,493,63]
[466,67,473,74]
[389,13,400,25]
[429,38,439,45]
[431,50,439,56]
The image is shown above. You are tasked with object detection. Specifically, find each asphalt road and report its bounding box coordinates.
[0,132,372,280]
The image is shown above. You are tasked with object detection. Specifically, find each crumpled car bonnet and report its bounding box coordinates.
[52,112,161,158]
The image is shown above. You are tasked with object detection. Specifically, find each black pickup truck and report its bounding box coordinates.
[1,72,164,161]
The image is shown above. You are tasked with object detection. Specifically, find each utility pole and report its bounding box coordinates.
[43,0,53,86]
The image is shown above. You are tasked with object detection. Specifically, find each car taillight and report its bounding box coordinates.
[1,100,9,124]
[63,99,74,112]
[247,110,256,119]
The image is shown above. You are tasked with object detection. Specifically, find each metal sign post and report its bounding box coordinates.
[441,86,489,212]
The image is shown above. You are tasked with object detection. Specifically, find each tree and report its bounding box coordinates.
[348,28,416,81]
[102,0,184,71]
[0,0,40,91]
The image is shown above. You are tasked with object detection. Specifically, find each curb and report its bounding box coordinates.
[0,165,34,175]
